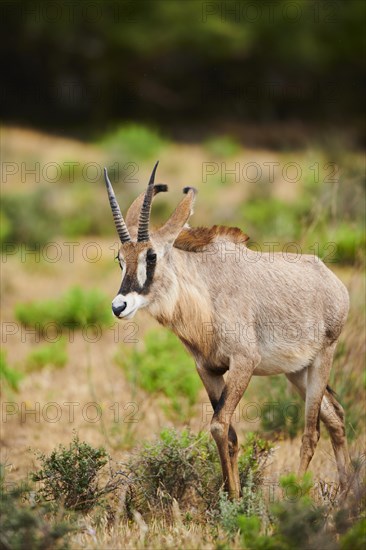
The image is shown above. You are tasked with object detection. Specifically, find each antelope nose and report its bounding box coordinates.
[112,302,127,317]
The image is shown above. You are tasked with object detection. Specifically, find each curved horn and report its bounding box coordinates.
[137,161,159,242]
[125,183,168,240]
[104,167,131,243]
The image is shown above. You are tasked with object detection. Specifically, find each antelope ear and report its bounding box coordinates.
[125,184,168,240]
[155,187,197,246]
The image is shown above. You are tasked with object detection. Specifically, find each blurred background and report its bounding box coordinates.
[2,0,365,146]
[1,2,365,545]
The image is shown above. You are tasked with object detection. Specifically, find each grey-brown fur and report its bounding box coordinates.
[105,165,351,499]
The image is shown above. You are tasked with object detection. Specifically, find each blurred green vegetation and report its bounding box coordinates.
[116,329,200,419]
[329,340,365,441]
[1,141,364,267]
[100,124,167,160]
[3,0,365,142]
[15,286,111,330]
[238,154,366,266]
[250,375,304,440]
[123,428,272,521]
[1,188,61,246]
[0,183,113,245]
[0,350,23,393]
[204,135,241,158]
[0,466,74,550]
[26,338,68,372]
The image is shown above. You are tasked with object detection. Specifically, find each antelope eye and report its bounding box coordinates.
[147,252,157,263]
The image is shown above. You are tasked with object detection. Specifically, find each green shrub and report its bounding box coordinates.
[0,465,74,550]
[101,124,167,160]
[0,210,11,243]
[32,434,116,512]
[204,135,241,158]
[123,428,222,519]
[117,329,200,418]
[329,340,364,441]
[218,434,273,537]
[235,473,366,550]
[340,518,366,550]
[59,182,112,238]
[248,376,304,439]
[238,432,273,488]
[237,514,278,549]
[15,286,111,330]
[242,198,308,242]
[26,338,68,372]
[0,350,22,392]
[236,473,324,550]
[1,187,60,246]
[122,429,273,523]
[328,223,365,265]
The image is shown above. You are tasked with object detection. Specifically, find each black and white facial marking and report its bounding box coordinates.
[112,246,157,319]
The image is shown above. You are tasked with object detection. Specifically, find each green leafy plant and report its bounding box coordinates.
[0,210,11,243]
[238,432,273,488]
[101,124,167,160]
[329,340,365,440]
[26,338,68,372]
[123,428,222,519]
[15,286,111,330]
[0,464,74,549]
[247,375,304,439]
[117,329,200,418]
[0,350,22,392]
[32,434,117,512]
[340,518,366,550]
[242,197,308,242]
[122,428,273,523]
[1,187,60,246]
[218,434,273,536]
[236,472,366,549]
[204,135,241,158]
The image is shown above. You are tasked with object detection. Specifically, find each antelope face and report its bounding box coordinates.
[104,160,196,321]
[112,241,159,320]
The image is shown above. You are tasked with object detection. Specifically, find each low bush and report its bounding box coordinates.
[0,350,22,392]
[204,135,241,158]
[32,434,120,512]
[329,339,365,441]
[0,465,74,550]
[100,124,167,160]
[241,197,308,242]
[26,338,68,371]
[15,286,111,330]
[236,472,366,550]
[247,375,304,440]
[122,428,272,523]
[1,187,60,246]
[117,329,201,418]
[122,428,221,519]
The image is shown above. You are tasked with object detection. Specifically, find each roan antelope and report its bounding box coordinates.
[104,161,351,499]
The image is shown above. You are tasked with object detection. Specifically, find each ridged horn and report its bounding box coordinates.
[137,161,159,242]
[104,167,131,243]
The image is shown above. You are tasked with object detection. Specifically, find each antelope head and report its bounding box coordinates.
[104,161,196,320]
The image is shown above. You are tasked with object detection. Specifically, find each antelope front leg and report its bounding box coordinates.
[210,355,257,499]
[196,364,241,497]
